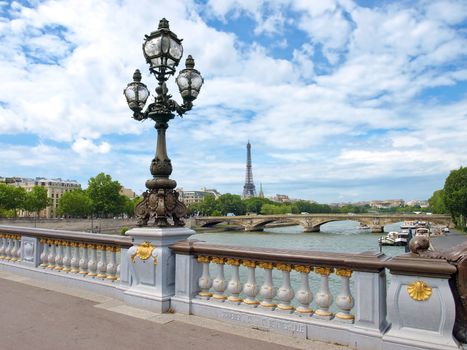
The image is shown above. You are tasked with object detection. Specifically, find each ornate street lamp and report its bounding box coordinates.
[123,18,203,227]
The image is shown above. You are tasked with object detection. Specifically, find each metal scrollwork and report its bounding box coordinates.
[130,241,157,265]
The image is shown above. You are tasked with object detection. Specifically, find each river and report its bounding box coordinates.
[191,220,406,257]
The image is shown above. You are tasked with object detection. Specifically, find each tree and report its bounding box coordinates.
[24,186,50,218]
[87,173,125,217]
[0,184,26,217]
[216,194,246,216]
[443,167,467,230]
[58,189,93,218]
[195,194,218,216]
[428,189,448,214]
[244,197,272,214]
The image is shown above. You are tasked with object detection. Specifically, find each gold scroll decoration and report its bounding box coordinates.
[407,281,432,301]
[131,241,156,264]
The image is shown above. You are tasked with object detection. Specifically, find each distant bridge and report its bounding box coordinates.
[194,213,454,233]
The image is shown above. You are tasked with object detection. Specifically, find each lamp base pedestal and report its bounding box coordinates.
[135,188,187,227]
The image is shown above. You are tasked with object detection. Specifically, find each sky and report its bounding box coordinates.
[0,0,466,203]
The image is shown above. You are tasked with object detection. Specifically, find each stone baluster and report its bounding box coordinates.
[259,262,276,309]
[3,235,11,260]
[16,236,22,261]
[39,239,49,267]
[87,244,98,277]
[54,240,64,270]
[47,240,57,269]
[242,260,259,306]
[62,242,72,272]
[294,265,313,315]
[116,247,121,281]
[9,235,17,262]
[106,246,118,281]
[226,258,242,304]
[0,235,5,259]
[211,257,227,301]
[276,263,295,313]
[197,256,213,299]
[314,266,334,319]
[78,243,89,275]
[96,245,107,279]
[70,242,80,273]
[335,268,354,322]
[10,236,17,262]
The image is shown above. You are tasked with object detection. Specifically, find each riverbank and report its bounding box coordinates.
[430,228,466,250]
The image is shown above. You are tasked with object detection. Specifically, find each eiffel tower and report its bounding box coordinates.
[242,141,256,198]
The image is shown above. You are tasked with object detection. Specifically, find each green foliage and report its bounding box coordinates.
[216,194,246,216]
[58,189,93,218]
[443,166,467,230]
[428,189,448,214]
[243,197,272,214]
[23,186,50,215]
[87,173,125,217]
[260,203,292,215]
[0,184,27,216]
[120,226,129,235]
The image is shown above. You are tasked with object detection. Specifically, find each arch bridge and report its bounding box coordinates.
[194,213,454,233]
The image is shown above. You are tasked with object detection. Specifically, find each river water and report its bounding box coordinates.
[191,220,405,257]
[190,220,405,310]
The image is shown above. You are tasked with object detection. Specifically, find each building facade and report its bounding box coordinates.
[3,177,81,218]
[176,187,221,206]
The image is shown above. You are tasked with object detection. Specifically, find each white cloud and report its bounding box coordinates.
[71,138,111,155]
[0,0,466,202]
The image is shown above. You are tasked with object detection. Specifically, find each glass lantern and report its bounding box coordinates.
[143,18,183,78]
[176,55,204,102]
[123,69,149,112]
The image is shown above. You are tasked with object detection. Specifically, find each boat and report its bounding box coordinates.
[415,227,430,236]
[443,227,450,233]
[379,232,396,246]
[379,231,409,246]
[358,223,370,230]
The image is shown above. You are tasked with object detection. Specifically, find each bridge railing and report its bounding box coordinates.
[0,225,462,350]
[0,225,132,288]
[169,239,462,350]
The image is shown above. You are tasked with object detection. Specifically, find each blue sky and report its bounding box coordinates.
[0,0,466,203]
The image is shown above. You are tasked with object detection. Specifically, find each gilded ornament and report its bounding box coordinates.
[96,244,104,250]
[407,281,432,301]
[131,241,155,263]
[294,265,312,273]
[226,258,240,266]
[335,268,352,278]
[78,242,87,248]
[242,260,256,268]
[106,245,115,252]
[197,255,210,264]
[315,267,334,276]
[87,243,96,249]
[275,263,292,272]
[211,257,225,264]
[258,261,273,270]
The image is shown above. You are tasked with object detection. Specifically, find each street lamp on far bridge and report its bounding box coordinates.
[123,18,204,227]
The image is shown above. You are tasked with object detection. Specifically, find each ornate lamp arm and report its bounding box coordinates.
[168,99,193,117]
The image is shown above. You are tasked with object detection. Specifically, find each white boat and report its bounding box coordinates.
[379,231,409,246]
[415,227,430,236]
[358,223,370,230]
[379,232,395,246]
[443,227,450,233]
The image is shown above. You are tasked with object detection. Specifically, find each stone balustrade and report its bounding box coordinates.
[0,225,131,286]
[193,255,356,320]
